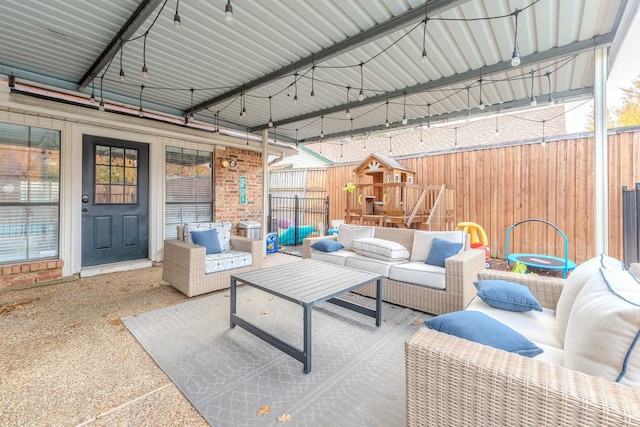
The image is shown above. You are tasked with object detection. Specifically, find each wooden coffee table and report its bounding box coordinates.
[230,259,383,373]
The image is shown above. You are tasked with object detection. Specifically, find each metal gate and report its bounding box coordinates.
[622,182,640,266]
[268,195,329,246]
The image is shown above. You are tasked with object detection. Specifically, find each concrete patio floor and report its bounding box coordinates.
[0,252,301,426]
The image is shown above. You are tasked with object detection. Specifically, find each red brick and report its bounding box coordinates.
[12,265,21,274]
[35,269,62,283]
[0,273,37,289]
[2,266,10,275]
[56,260,64,268]
[21,264,31,273]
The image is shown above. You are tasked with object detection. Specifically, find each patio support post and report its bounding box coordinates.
[262,128,269,258]
[594,47,608,255]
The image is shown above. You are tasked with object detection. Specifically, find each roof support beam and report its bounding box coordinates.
[77,0,165,91]
[188,0,467,115]
[300,87,594,143]
[253,33,615,133]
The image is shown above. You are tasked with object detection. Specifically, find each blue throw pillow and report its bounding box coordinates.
[311,240,345,252]
[424,237,463,267]
[425,311,543,357]
[474,280,543,312]
[190,228,222,255]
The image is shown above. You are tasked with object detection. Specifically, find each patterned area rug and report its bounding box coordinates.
[123,287,427,426]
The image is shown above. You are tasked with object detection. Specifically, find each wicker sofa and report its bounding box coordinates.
[162,222,263,297]
[302,225,486,315]
[405,266,640,426]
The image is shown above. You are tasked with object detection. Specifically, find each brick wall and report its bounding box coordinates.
[0,260,64,290]
[214,147,264,231]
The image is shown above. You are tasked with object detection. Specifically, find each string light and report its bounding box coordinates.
[246,127,250,145]
[173,0,182,30]
[89,77,96,103]
[99,76,105,111]
[389,134,392,155]
[420,121,423,142]
[454,126,458,147]
[495,105,500,137]
[478,73,485,110]
[546,71,555,105]
[141,33,149,79]
[187,87,194,123]
[427,103,431,130]
[293,73,298,103]
[466,86,471,118]
[345,86,351,119]
[268,95,273,127]
[358,62,365,101]
[240,92,247,118]
[384,100,390,128]
[310,65,316,99]
[529,68,537,107]
[119,43,126,82]
[541,119,546,146]
[138,84,144,117]
[511,8,521,67]
[350,118,354,138]
[402,92,408,125]
[421,2,429,63]
[320,114,324,138]
[225,0,233,24]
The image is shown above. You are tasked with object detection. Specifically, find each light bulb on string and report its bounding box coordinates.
[402,92,408,125]
[98,76,105,111]
[389,135,392,156]
[427,103,431,130]
[293,73,298,103]
[529,68,537,107]
[187,87,194,123]
[384,100,390,128]
[268,95,273,127]
[320,115,324,139]
[141,33,149,79]
[345,86,351,119]
[478,75,485,110]
[494,106,500,137]
[89,77,96,103]
[225,0,233,24]
[546,71,555,105]
[118,44,126,82]
[138,84,144,117]
[358,62,366,101]
[310,65,316,99]
[173,0,182,30]
[421,3,429,63]
[511,8,521,67]
[541,120,546,146]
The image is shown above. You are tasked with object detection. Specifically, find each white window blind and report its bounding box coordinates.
[0,123,60,264]
[165,147,213,239]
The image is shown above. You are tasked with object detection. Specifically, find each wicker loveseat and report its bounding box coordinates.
[302,225,486,315]
[405,265,640,426]
[162,222,263,297]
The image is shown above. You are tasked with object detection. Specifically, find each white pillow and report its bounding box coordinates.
[336,224,374,250]
[556,254,624,345]
[351,237,410,261]
[410,230,464,262]
[185,222,233,252]
[564,268,640,386]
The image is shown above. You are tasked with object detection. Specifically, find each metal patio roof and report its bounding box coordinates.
[0,0,637,145]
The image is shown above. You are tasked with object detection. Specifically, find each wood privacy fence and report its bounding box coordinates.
[281,129,640,265]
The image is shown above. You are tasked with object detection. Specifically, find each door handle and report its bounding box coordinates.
[82,207,88,212]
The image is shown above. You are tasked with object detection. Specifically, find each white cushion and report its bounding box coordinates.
[336,224,374,250]
[185,222,233,253]
[467,297,561,349]
[388,262,446,290]
[556,254,624,345]
[204,250,252,273]
[309,249,355,266]
[410,230,464,262]
[564,268,640,386]
[532,342,565,367]
[351,237,410,261]
[344,254,405,277]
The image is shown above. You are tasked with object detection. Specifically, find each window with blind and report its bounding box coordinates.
[165,147,213,239]
[0,123,60,264]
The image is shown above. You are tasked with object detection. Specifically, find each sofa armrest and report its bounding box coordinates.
[302,235,338,259]
[230,236,263,269]
[445,248,486,309]
[478,269,565,310]
[162,239,206,285]
[405,327,640,427]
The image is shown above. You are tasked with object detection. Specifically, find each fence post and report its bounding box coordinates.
[294,195,299,246]
[325,196,330,235]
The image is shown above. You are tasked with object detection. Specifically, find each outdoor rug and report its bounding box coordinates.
[123,287,428,426]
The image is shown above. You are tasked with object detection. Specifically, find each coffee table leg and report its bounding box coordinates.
[375,278,382,327]
[230,277,237,328]
[303,304,312,374]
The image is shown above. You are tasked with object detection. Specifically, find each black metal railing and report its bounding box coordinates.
[622,182,640,266]
[268,195,329,247]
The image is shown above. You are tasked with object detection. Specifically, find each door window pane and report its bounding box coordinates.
[0,123,60,264]
[95,145,138,205]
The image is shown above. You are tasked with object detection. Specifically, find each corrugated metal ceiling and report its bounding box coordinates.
[0,0,637,144]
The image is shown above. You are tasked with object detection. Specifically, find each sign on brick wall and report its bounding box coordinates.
[240,175,247,204]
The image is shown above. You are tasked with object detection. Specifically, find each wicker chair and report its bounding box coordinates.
[162,224,263,297]
[405,269,640,426]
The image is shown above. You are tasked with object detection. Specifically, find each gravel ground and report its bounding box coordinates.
[0,253,299,426]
